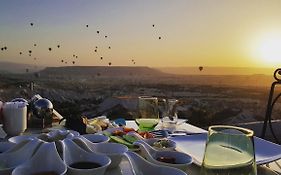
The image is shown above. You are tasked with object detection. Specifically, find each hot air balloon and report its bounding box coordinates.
[29,50,32,54]
[19,52,22,55]
[57,45,60,48]
[1,48,3,51]
[3,46,7,50]
[61,60,64,63]
[152,24,155,27]
[95,46,98,49]
[48,48,52,51]
[34,44,37,46]
[105,36,107,38]
[133,62,136,64]
[72,61,75,64]
[97,31,100,34]
[108,46,111,49]
[108,62,112,66]
[100,57,103,60]
[29,54,31,57]
[76,56,78,58]
[73,54,75,57]
[30,23,33,26]
[94,49,97,52]
[86,24,89,27]
[159,37,161,40]
[199,66,203,71]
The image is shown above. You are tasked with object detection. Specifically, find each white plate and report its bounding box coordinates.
[170,133,281,166]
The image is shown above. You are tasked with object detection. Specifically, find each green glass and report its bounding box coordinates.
[136,96,159,131]
[200,125,257,175]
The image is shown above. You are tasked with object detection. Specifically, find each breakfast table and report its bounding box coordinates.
[125,120,281,175]
[1,120,281,175]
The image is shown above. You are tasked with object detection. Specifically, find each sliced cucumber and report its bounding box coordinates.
[103,131,112,137]
[110,136,134,148]
[123,135,139,144]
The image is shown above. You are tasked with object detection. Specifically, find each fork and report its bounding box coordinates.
[150,130,202,137]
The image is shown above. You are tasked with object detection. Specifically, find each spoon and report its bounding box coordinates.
[12,142,67,175]
[134,140,192,171]
[60,138,111,175]
[0,139,42,174]
[125,151,188,175]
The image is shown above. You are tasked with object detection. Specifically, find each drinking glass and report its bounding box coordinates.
[135,96,159,131]
[161,99,178,131]
[158,98,167,118]
[200,125,257,175]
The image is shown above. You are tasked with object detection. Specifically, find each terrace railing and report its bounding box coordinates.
[261,68,281,144]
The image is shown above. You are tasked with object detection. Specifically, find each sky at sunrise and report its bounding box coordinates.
[0,0,281,67]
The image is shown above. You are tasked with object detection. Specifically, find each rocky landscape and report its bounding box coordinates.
[1,64,280,131]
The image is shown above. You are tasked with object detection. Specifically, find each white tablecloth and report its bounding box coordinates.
[126,120,281,174]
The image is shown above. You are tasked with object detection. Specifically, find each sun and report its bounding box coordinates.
[254,32,281,66]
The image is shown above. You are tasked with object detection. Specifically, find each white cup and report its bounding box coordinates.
[3,102,27,136]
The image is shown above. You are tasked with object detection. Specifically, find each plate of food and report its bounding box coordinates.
[101,127,155,151]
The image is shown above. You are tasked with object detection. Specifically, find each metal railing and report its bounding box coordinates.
[261,68,281,144]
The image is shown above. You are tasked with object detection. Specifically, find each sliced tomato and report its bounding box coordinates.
[123,127,135,133]
[138,131,154,139]
[112,129,125,136]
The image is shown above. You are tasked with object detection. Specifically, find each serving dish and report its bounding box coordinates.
[170,133,281,166]
[1,128,280,175]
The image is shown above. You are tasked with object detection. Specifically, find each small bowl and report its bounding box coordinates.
[153,150,193,171]
[126,151,188,175]
[92,142,128,169]
[82,134,110,144]
[134,140,192,171]
[8,135,38,144]
[145,138,176,151]
[62,139,111,175]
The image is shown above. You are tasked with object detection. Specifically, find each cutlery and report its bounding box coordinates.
[150,130,203,137]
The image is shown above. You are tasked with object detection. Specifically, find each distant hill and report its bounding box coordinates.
[39,66,168,78]
[0,61,44,74]
[156,67,277,75]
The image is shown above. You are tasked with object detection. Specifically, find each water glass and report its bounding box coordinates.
[136,96,159,131]
[200,125,257,175]
[161,99,178,131]
[158,98,167,118]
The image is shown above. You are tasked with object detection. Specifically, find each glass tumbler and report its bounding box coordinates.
[200,125,257,175]
[135,96,159,131]
[161,99,178,131]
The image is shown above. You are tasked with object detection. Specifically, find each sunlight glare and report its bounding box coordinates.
[255,32,281,66]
